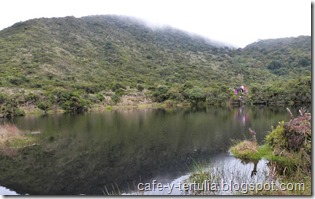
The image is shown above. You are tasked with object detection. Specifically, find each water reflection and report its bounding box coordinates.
[0,106,301,195]
[129,153,270,195]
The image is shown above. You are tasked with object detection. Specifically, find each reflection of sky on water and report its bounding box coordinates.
[0,186,18,195]
[125,152,270,195]
[0,106,300,195]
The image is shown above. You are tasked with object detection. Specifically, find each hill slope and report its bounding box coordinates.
[0,15,231,90]
[0,15,311,114]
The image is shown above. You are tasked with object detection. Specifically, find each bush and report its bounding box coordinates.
[37,101,52,114]
[111,94,121,104]
[283,111,311,152]
[153,85,169,102]
[59,92,90,113]
[187,86,206,104]
[115,88,125,96]
[111,83,125,92]
[96,93,105,102]
[0,93,8,105]
[136,84,144,92]
[267,60,283,70]
[25,92,41,105]
[265,121,286,149]
[167,87,184,101]
[0,99,25,118]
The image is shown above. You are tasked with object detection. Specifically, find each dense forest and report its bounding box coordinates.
[0,15,311,117]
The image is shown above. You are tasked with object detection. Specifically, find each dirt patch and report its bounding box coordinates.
[117,93,152,106]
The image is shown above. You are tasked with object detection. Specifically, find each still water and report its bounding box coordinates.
[0,106,300,195]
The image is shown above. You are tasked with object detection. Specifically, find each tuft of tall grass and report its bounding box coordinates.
[229,140,259,160]
[0,123,40,156]
[0,123,21,137]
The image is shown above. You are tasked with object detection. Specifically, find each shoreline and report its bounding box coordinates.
[10,101,311,118]
[16,101,193,116]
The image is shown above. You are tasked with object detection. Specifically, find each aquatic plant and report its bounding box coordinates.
[229,140,259,160]
[229,107,311,195]
[0,124,21,139]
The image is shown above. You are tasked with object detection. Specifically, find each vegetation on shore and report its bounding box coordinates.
[0,15,311,118]
[186,108,311,195]
[228,108,311,195]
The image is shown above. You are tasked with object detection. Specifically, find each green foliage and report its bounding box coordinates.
[153,85,169,102]
[25,93,40,104]
[37,101,52,114]
[59,92,90,114]
[230,140,259,160]
[0,98,25,118]
[95,93,105,102]
[265,121,287,149]
[115,88,125,96]
[249,75,311,105]
[187,86,206,104]
[136,84,144,92]
[111,83,125,92]
[267,60,283,70]
[0,15,311,112]
[167,86,184,101]
[7,76,29,86]
[0,93,8,104]
[111,94,121,104]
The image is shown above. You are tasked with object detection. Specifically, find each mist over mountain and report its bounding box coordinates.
[0,15,311,113]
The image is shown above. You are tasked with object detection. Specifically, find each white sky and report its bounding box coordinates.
[0,0,311,47]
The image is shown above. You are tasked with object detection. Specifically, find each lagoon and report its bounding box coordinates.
[0,106,301,195]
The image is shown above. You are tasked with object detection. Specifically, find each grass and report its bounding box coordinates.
[0,123,40,156]
[229,140,295,163]
[4,135,37,148]
[228,109,312,196]
[0,124,21,140]
[229,140,259,160]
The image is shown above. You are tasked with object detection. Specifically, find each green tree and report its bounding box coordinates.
[60,92,90,114]
[37,101,52,114]
[153,85,169,102]
[187,86,206,104]
[0,98,25,118]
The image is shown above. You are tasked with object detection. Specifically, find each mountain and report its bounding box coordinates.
[242,36,311,76]
[0,15,230,90]
[0,15,311,115]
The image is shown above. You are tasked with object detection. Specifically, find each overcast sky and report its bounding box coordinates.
[0,0,311,47]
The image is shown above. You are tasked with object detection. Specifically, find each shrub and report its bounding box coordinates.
[136,84,144,92]
[111,94,121,104]
[59,92,90,113]
[0,93,8,105]
[115,88,125,96]
[153,85,169,102]
[283,110,311,153]
[111,83,125,92]
[0,99,25,118]
[37,101,52,114]
[265,121,286,149]
[96,93,105,102]
[187,86,206,104]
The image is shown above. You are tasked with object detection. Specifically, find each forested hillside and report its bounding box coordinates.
[0,15,311,116]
